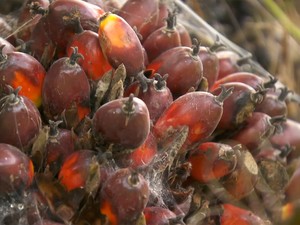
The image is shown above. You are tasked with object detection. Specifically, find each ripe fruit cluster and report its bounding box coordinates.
[0,0,300,225]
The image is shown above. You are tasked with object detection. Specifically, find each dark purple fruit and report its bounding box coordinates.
[92,94,150,149]
[0,143,34,195]
[0,87,42,151]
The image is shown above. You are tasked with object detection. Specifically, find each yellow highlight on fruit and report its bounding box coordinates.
[12,71,42,107]
[99,13,135,49]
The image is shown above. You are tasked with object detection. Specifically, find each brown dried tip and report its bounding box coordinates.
[278,87,292,101]
[122,94,135,116]
[0,45,7,62]
[215,85,234,103]
[191,38,200,56]
[263,75,277,89]
[136,71,154,93]
[49,120,63,137]
[154,73,168,90]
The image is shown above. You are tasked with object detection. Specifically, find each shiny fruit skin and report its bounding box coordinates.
[255,88,288,117]
[177,23,192,47]
[58,149,99,191]
[114,132,157,169]
[147,46,203,98]
[42,50,91,129]
[0,91,42,151]
[98,13,145,77]
[154,90,230,148]
[142,11,181,62]
[231,112,282,154]
[135,75,173,123]
[199,46,219,88]
[144,206,176,225]
[0,51,46,107]
[66,30,112,81]
[188,142,237,183]
[100,168,149,225]
[0,143,34,195]
[29,16,56,68]
[93,95,150,149]
[216,50,240,79]
[211,82,264,131]
[118,0,159,40]
[45,0,105,56]
[220,204,265,225]
[270,119,300,160]
[45,125,76,175]
[210,72,276,91]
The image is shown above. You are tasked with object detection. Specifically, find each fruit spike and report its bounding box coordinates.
[191,38,200,56]
[0,45,8,62]
[154,73,168,90]
[0,85,22,105]
[263,75,278,89]
[278,87,292,101]
[215,85,234,104]
[136,71,154,93]
[48,120,63,137]
[68,46,84,65]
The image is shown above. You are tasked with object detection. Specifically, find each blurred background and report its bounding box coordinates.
[185,0,300,120]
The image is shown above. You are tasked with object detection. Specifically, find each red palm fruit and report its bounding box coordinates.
[231,112,285,154]
[143,10,181,62]
[114,131,157,169]
[16,0,50,42]
[45,120,76,175]
[0,143,34,195]
[255,87,289,117]
[154,86,233,148]
[220,204,265,225]
[177,23,192,47]
[98,12,145,77]
[44,0,105,56]
[210,72,277,91]
[0,37,15,54]
[92,94,150,149]
[155,1,169,26]
[144,207,177,225]
[28,16,56,68]
[199,46,219,88]
[42,47,91,129]
[147,39,203,98]
[100,168,149,225]
[0,87,42,151]
[210,82,265,131]
[0,46,46,107]
[66,22,112,81]
[270,119,300,160]
[136,73,173,122]
[118,0,159,40]
[216,50,241,79]
[221,148,258,200]
[58,149,100,192]
[188,142,238,183]
[285,162,300,202]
